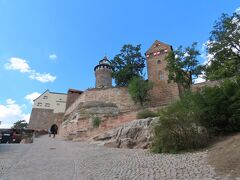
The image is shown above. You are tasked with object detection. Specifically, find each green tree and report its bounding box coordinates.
[128,77,153,106]
[205,13,240,80]
[165,42,203,92]
[111,44,145,86]
[12,120,28,129]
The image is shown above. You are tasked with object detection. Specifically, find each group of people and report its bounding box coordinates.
[48,125,58,138]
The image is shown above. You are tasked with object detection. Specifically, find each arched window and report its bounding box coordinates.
[157,60,161,64]
[159,71,164,80]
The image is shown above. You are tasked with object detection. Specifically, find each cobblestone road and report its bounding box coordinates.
[0,135,226,180]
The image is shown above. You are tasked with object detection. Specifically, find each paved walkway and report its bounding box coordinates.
[0,135,224,180]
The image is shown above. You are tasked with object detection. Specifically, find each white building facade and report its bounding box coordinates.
[29,90,67,131]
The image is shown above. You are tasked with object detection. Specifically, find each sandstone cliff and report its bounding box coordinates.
[91,117,159,149]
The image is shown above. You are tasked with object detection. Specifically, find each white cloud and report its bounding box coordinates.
[25,92,41,104]
[200,41,214,66]
[194,77,206,84]
[0,99,30,128]
[236,7,240,14]
[6,99,16,105]
[29,72,56,83]
[183,52,190,57]
[5,57,31,73]
[193,72,206,84]
[5,57,56,83]
[49,54,57,60]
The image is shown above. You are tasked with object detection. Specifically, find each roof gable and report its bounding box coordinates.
[146,40,172,54]
[33,89,49,102]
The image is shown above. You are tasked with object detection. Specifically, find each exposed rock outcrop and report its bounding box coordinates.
[92,117,159,149]
[63,101,120,123]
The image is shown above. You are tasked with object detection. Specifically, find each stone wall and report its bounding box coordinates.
[65,87,136,116]
[149,82,179,106]
[192,80,220,92]
[66,89,82,110]
[28,108,64,131]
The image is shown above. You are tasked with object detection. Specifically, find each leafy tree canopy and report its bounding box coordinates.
[128,77,153,107]
[12,120,28,129]
[165,42,203,92]
[111,44,145,86]
[205,12,240,80]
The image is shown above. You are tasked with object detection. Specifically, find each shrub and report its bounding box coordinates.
[92,117,101,128]
[151,92,208,153]
[151,77,240,153]
[197,77,240,134]
[137,109,157,119]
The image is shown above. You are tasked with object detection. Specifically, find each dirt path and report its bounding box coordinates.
[208,133,240,179]
[0,135,231,180]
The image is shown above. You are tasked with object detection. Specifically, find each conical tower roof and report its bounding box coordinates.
[99,56,111,65]
[94,56,112,71]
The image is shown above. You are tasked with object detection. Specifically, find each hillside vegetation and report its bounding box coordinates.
[151,77,240,153]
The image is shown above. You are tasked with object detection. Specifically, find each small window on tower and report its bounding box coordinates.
[157,60,161,64]
[159,71,164,80]
[43,96,48,99]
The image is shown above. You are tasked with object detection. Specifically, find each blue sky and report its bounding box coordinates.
[0,0,239,128]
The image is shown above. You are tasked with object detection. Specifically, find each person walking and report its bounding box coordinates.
[48,127,51,137]
[50,125,58,138]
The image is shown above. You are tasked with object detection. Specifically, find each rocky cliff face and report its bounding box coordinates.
[63,101,120,123]
[92,117,159,149]
[60,87,140,138]
[60,99,139,139]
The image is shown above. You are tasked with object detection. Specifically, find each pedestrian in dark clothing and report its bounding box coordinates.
[50,125,58,138]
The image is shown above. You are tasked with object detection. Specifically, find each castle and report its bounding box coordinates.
[29,40,180,137]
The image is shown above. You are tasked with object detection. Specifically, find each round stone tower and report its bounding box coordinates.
[94,56,112,88]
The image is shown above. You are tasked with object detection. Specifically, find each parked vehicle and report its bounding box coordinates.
[0,129,34,144]
[12,129,22,143]
[1,130,13,143]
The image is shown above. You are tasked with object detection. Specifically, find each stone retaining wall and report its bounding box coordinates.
[65,87,136,116]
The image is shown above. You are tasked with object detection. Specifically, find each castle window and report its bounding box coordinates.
[157,60,161,64]
[43,96,48,99]
[159,71,164,80]
[160,50,165,54]
[37,102,42,107]
[45,103,50,107]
